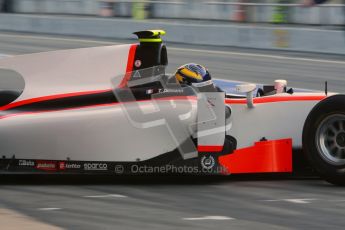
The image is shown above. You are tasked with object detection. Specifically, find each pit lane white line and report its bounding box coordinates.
[0,53,10,58]
[37,208,62,211]
[1,33,345,65]
[170,47,345,65]
[261,198,318,204]
[0,33,117,45]
[83,194,127,198]
[183,216,235,221]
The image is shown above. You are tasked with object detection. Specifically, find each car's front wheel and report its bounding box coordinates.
[303,95,345,186]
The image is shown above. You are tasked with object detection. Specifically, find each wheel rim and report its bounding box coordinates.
[316,114,345,166]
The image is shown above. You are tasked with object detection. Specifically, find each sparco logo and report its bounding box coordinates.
[84,163,108,171]
[18,160,35,167]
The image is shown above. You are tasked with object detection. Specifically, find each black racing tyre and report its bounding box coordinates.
[303,95,345,186]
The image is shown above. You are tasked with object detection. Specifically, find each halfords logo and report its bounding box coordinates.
[84,163,108,171]
[18,160,35,167]
[36,161,57,171]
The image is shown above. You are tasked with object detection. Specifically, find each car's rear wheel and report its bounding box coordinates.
[303,95,345,186]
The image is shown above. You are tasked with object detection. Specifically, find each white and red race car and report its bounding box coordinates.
[0,30,344,185]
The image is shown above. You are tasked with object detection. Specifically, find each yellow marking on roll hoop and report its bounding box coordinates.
[139,38,162,42]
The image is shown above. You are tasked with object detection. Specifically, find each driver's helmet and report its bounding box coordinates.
[174,63,211,85]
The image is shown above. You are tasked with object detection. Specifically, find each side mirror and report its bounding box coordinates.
[236,83,256,108]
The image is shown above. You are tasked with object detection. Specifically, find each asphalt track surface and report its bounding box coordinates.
[1,32,345,229]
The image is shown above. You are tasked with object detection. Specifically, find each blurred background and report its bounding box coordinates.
[0,0,344,54]
[0,0,344,25]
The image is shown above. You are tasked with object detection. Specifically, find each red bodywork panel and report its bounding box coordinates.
[198,145,223,152]
[118,44,138,88]
[218,138,292,174]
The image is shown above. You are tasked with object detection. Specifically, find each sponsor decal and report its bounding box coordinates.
[200,155,215,170]
[158,88,184,93]
[18,160,35,167]
[59,162,65,170]
[84,163,108,171]
[114,165,125,174]
[36,161,57,171]
[59,162,81,170]
[206,96,217,108]
[66,163,81,169]
[207,98,216,107]
[134,59,142,68]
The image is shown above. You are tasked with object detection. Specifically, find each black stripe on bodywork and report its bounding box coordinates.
[0,85,195,118]
[1,90,118,117]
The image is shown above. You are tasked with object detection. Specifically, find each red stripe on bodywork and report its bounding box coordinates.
[226,95,326,104]
[0,102,119,120]
[118,44,138,88]
[198,146,223,152]
[0,89,112,112]
[219,138,292,174]
[0,93,326,119]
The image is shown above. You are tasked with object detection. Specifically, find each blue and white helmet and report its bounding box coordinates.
[174,63,212,85]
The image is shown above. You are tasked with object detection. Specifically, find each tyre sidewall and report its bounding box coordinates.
[303,95,345,184]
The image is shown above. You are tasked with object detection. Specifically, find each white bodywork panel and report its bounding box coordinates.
[198,92,226,147]
[227,93,322,149]
[0,44,132,101]
[0,100,197,161]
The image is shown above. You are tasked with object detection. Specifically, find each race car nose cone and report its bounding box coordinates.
[336,132,345,147]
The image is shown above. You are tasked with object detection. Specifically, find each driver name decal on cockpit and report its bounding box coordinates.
[158,88,184,94]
